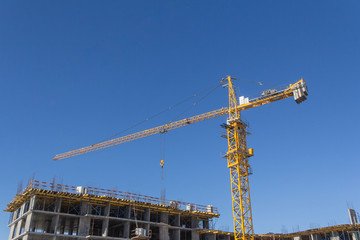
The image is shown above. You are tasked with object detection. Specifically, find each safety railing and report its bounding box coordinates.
[15,180,218,214]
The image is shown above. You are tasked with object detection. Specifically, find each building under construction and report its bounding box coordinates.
[6,180,228,240]
[5,180,360,240]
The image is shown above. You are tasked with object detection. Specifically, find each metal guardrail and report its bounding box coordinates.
[16,180,218,214]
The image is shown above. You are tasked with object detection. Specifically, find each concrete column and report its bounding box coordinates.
[24,213,33,232]
[206,233,216,240]
[159,211,169,240]
[80,201,89,215]
[191,216,199,228]
[160,212,168,224]
[102,218,109,237]
[104,203,110,216]
[144,208,151,234]
[78,217,91,236]
[159,225,169,240]
[144,208,151,221]
[50,215,59,234]
[29,195,37,210]
[102,203,110,237]
[50,198,61,237]
[8,224,15,240]
[14,219,23,238]
[126,206,131,218]
[191,230,200,240]
[54,198,62,213]
[191,216,200,240]
[78,201,90,236]
[123,222,130,238]
[172,229,180,240]
[174,214,180,227]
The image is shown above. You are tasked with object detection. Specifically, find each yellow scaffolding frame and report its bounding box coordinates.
[5,188,219,219]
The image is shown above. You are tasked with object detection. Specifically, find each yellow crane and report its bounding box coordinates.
[53,76,308,240]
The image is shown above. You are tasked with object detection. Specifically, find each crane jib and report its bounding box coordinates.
[53,79,306,161]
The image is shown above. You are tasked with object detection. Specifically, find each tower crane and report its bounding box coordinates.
[53,76,308,240]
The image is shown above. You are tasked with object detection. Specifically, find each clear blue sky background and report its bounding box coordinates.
[1,0,360,238]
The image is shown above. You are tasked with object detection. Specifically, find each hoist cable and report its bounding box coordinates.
[168,81,223,123]
[94,81,222,144]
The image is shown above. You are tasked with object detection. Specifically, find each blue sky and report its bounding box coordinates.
[1,0,360,238]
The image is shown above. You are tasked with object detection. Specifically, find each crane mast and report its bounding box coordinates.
[225,76,254,240]
[53,76,308,240]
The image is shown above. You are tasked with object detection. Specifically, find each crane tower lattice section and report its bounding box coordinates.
[226,76,254,240]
